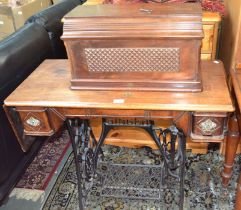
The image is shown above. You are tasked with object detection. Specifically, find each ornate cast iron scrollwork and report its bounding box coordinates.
[67,118,186,210]
[160,126,186,209]
[66,119,101,210]
[82,148,94,181]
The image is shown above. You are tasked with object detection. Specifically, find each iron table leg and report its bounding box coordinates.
[67,118,186,210]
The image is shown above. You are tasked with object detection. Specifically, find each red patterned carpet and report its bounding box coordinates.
[16,130,71,190]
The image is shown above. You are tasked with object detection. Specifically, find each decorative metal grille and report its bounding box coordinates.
[101,163,162,200]
[84,48,180,72]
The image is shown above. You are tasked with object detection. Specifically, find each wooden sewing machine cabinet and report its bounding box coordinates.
[62,3,203,92]
[3,59,234,185]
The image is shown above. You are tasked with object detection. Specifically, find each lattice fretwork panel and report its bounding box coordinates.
[84,48,180,72]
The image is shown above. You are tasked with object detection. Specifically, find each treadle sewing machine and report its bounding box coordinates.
[3,3,236,210]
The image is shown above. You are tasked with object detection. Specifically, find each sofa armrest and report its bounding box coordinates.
[0,23,52,101]
[26,0,81,58]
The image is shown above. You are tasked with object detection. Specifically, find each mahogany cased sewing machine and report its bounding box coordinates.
[62,3,203,92]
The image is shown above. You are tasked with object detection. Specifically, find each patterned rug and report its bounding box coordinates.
[16,131,71,190]
[43,145,241,210]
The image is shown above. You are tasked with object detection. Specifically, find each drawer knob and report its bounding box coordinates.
[26,116,41,127]
[199,118,217,133]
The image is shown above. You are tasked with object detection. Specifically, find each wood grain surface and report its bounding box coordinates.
[4,59,234,112]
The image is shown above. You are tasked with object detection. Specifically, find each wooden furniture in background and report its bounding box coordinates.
[201,12,221,60]
[228,68,241,209]
[83,0,221,61]
[220,0,241,77]
[219,0,241,154]
[220,0,241,206]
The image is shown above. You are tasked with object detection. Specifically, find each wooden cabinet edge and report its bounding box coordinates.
[3,105,34,152]
[202,12,221,22]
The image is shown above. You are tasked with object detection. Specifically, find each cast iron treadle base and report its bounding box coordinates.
[66,118,186,210]
[101,163,163,200]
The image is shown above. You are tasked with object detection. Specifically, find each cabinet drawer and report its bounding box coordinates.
[191,112,227,142]
[16,107,54,136]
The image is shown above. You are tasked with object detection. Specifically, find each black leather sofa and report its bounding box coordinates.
[26,0,81,58]
[0,0,82,203]
[0,23,52,203]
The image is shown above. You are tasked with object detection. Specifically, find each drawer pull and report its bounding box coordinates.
[199,119,217,133]
[26,117,41,127]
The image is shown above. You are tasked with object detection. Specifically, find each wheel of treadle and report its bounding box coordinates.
[82,148,94,181]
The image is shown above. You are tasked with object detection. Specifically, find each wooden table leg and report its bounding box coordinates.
[235,174,241,210]
[222,114,240,186]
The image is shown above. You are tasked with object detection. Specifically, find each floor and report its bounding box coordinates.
[44,146,240,210]
[0,146,72,210]
[0,145,240,210]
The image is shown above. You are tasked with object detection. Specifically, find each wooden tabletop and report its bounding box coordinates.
[4,60,234,112]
